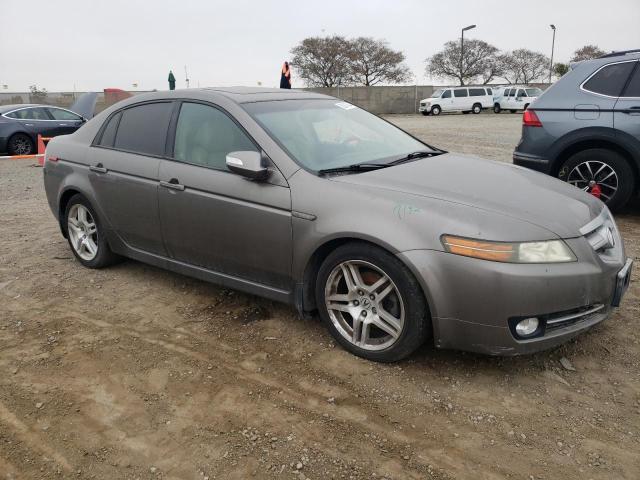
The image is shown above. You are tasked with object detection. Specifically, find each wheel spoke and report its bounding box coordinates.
[585,162,594,178]
[86,222,97,235]
[368,275,390,294]
[377,282,394,301]
[352,313,364,345]
[373,308,401,338]
[599,170,616,183]
[327,302,351,313]
[84,238,97,256]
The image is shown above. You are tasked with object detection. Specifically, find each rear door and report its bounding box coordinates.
[46,107,85,135]
[158,101,293,289]
[89,101,173,256]
[613,61,640,146]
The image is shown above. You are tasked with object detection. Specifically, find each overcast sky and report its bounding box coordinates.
[1,0,639,92]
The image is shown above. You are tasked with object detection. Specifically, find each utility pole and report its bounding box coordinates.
[548,25,556,84]
[184,65,190,88]
[460,25,476,86]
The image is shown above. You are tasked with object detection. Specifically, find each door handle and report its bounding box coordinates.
[623,106,640,115]
[89,163,107,174]
[160,179,185,191]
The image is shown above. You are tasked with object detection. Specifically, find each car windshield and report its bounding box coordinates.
[526,88,542,96]
[243,99,435,172]
[430,89,443,98]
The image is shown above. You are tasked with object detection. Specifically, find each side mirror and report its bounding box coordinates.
[226,151,270,181]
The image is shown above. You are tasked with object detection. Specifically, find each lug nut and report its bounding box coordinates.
[358,290,364,296]
[354,300,360,306]
[369,294,375,300]
[361,311,367,317]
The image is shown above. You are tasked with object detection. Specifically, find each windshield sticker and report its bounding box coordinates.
[335,102,357,110]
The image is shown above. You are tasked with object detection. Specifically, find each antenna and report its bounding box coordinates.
[184,65,190,88]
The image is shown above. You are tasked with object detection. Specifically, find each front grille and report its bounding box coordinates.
[543,304,605,331]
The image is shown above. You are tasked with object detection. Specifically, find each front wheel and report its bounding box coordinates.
[431,105,441,116]
[64,194,120,268]
[472,103,482,114]
[558,149,634,211]
[7,133,34,155]
[315,242,430,362]
[493,103,501,114]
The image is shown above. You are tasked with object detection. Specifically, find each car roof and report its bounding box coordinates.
[0,104,45,113]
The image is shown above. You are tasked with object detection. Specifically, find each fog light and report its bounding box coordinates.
[515,317,539,337]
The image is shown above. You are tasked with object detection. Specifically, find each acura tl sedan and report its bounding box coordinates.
[43,88,632,362]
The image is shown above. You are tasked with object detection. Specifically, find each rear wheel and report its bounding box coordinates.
[7,133,34,155]
[558,149,634,211]
[316,243,430,362]
[64,194,120,268]
[431,105,441,116]
[472,103,482,114]
[493,103,501,114]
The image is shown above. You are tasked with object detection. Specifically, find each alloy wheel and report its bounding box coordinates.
[324,260,405,351]
[67,204,99,261]
[10,135,32,155]
[567,160,618,202]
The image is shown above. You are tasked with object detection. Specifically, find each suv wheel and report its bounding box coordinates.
[493,104,501,114]
[472,103,482,114]
[315,242,430,362]
[558,149,634,211]
[431,105,441,116]
[64,194,120,268]
[8,133,34,155]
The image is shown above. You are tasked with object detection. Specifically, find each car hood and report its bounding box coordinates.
[331,153,603,239]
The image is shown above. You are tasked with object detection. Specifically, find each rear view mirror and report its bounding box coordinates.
[226,151,270,181]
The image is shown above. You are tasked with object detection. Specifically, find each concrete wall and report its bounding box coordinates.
[0,91,151,113]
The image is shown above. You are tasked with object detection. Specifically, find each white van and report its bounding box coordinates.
[493,86,542,113]
[419,86,494,116]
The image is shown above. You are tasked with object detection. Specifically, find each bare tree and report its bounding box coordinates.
[501,49,550,84]
[290,36,352,87]
[571,45,606,62]
[346,37,412,86]
[426,39,499,85]
[29,85,48,103]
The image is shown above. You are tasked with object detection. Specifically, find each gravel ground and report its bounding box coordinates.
[1,114,639,480]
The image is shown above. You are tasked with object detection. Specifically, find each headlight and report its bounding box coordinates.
[441,235,576,263]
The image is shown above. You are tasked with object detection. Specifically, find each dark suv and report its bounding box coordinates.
[514,50,640,211]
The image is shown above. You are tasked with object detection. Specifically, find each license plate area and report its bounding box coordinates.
[612,258,633,307]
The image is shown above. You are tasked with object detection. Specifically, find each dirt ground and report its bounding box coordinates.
[1,113,639,480]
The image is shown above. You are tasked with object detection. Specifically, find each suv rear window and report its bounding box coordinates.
[113,102,173,156]
[621,63,640,97]
[469,88,485,96]
[583,61,636,97]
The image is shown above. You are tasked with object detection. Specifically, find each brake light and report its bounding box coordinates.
[523,109,542,127]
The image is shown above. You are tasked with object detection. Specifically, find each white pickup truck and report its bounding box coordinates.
[493,86,542,113]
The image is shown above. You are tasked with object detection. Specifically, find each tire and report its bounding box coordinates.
[7,133,34,155]
[63,194,120,268]
[472,103,482,114]
[493,103,501,114]
[510,109,517,113]
[421,111,428,116]
[524,104,530,111]
[558,149,634,212]
[315,242,431,363]
[431,105,441,116]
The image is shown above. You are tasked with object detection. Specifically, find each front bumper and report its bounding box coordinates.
[398,239,628,356]
[418,105,431,113]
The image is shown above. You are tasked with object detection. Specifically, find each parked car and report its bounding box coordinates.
[0,93,97,155]
[43,88,632,362]
[419,86,493,115]
[493,86,542,113]
[514,50,640,211]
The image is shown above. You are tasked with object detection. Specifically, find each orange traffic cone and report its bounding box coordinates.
[37,134,46,166]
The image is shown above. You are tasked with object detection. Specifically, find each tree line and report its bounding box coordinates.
[290,36,607,87]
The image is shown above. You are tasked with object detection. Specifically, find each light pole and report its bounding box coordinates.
[548,24,556,84]
[460,24,476,86]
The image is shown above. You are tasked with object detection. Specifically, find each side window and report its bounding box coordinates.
[469,88,485,96]
[12,107,50,120]
[173,102,258,170]
[508,89,516,97]
[47,108,82,121]
[486,88,492,95]
[441,90,452,98]
[517,89,526,97]
[454,89,468,97]
[621,63,640,97]
[114,102,173,156]
[583,61,636,97]
[97,112,121,147]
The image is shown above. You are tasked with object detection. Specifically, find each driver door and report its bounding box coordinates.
[158,101,293,290]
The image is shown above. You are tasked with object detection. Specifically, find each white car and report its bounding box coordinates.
[419,86,494,116]
[493,86,542,113]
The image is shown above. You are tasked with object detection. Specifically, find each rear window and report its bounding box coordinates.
[469,88,486,96]
[454,89,468,97]
[486,88,492,95]
[97,112,121,147]
[583,61,636,97]
[113,102,173,156]
[621,64,640,97]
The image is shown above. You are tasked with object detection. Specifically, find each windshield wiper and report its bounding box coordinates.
[318,163,390,175]
[389,150,441,165]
